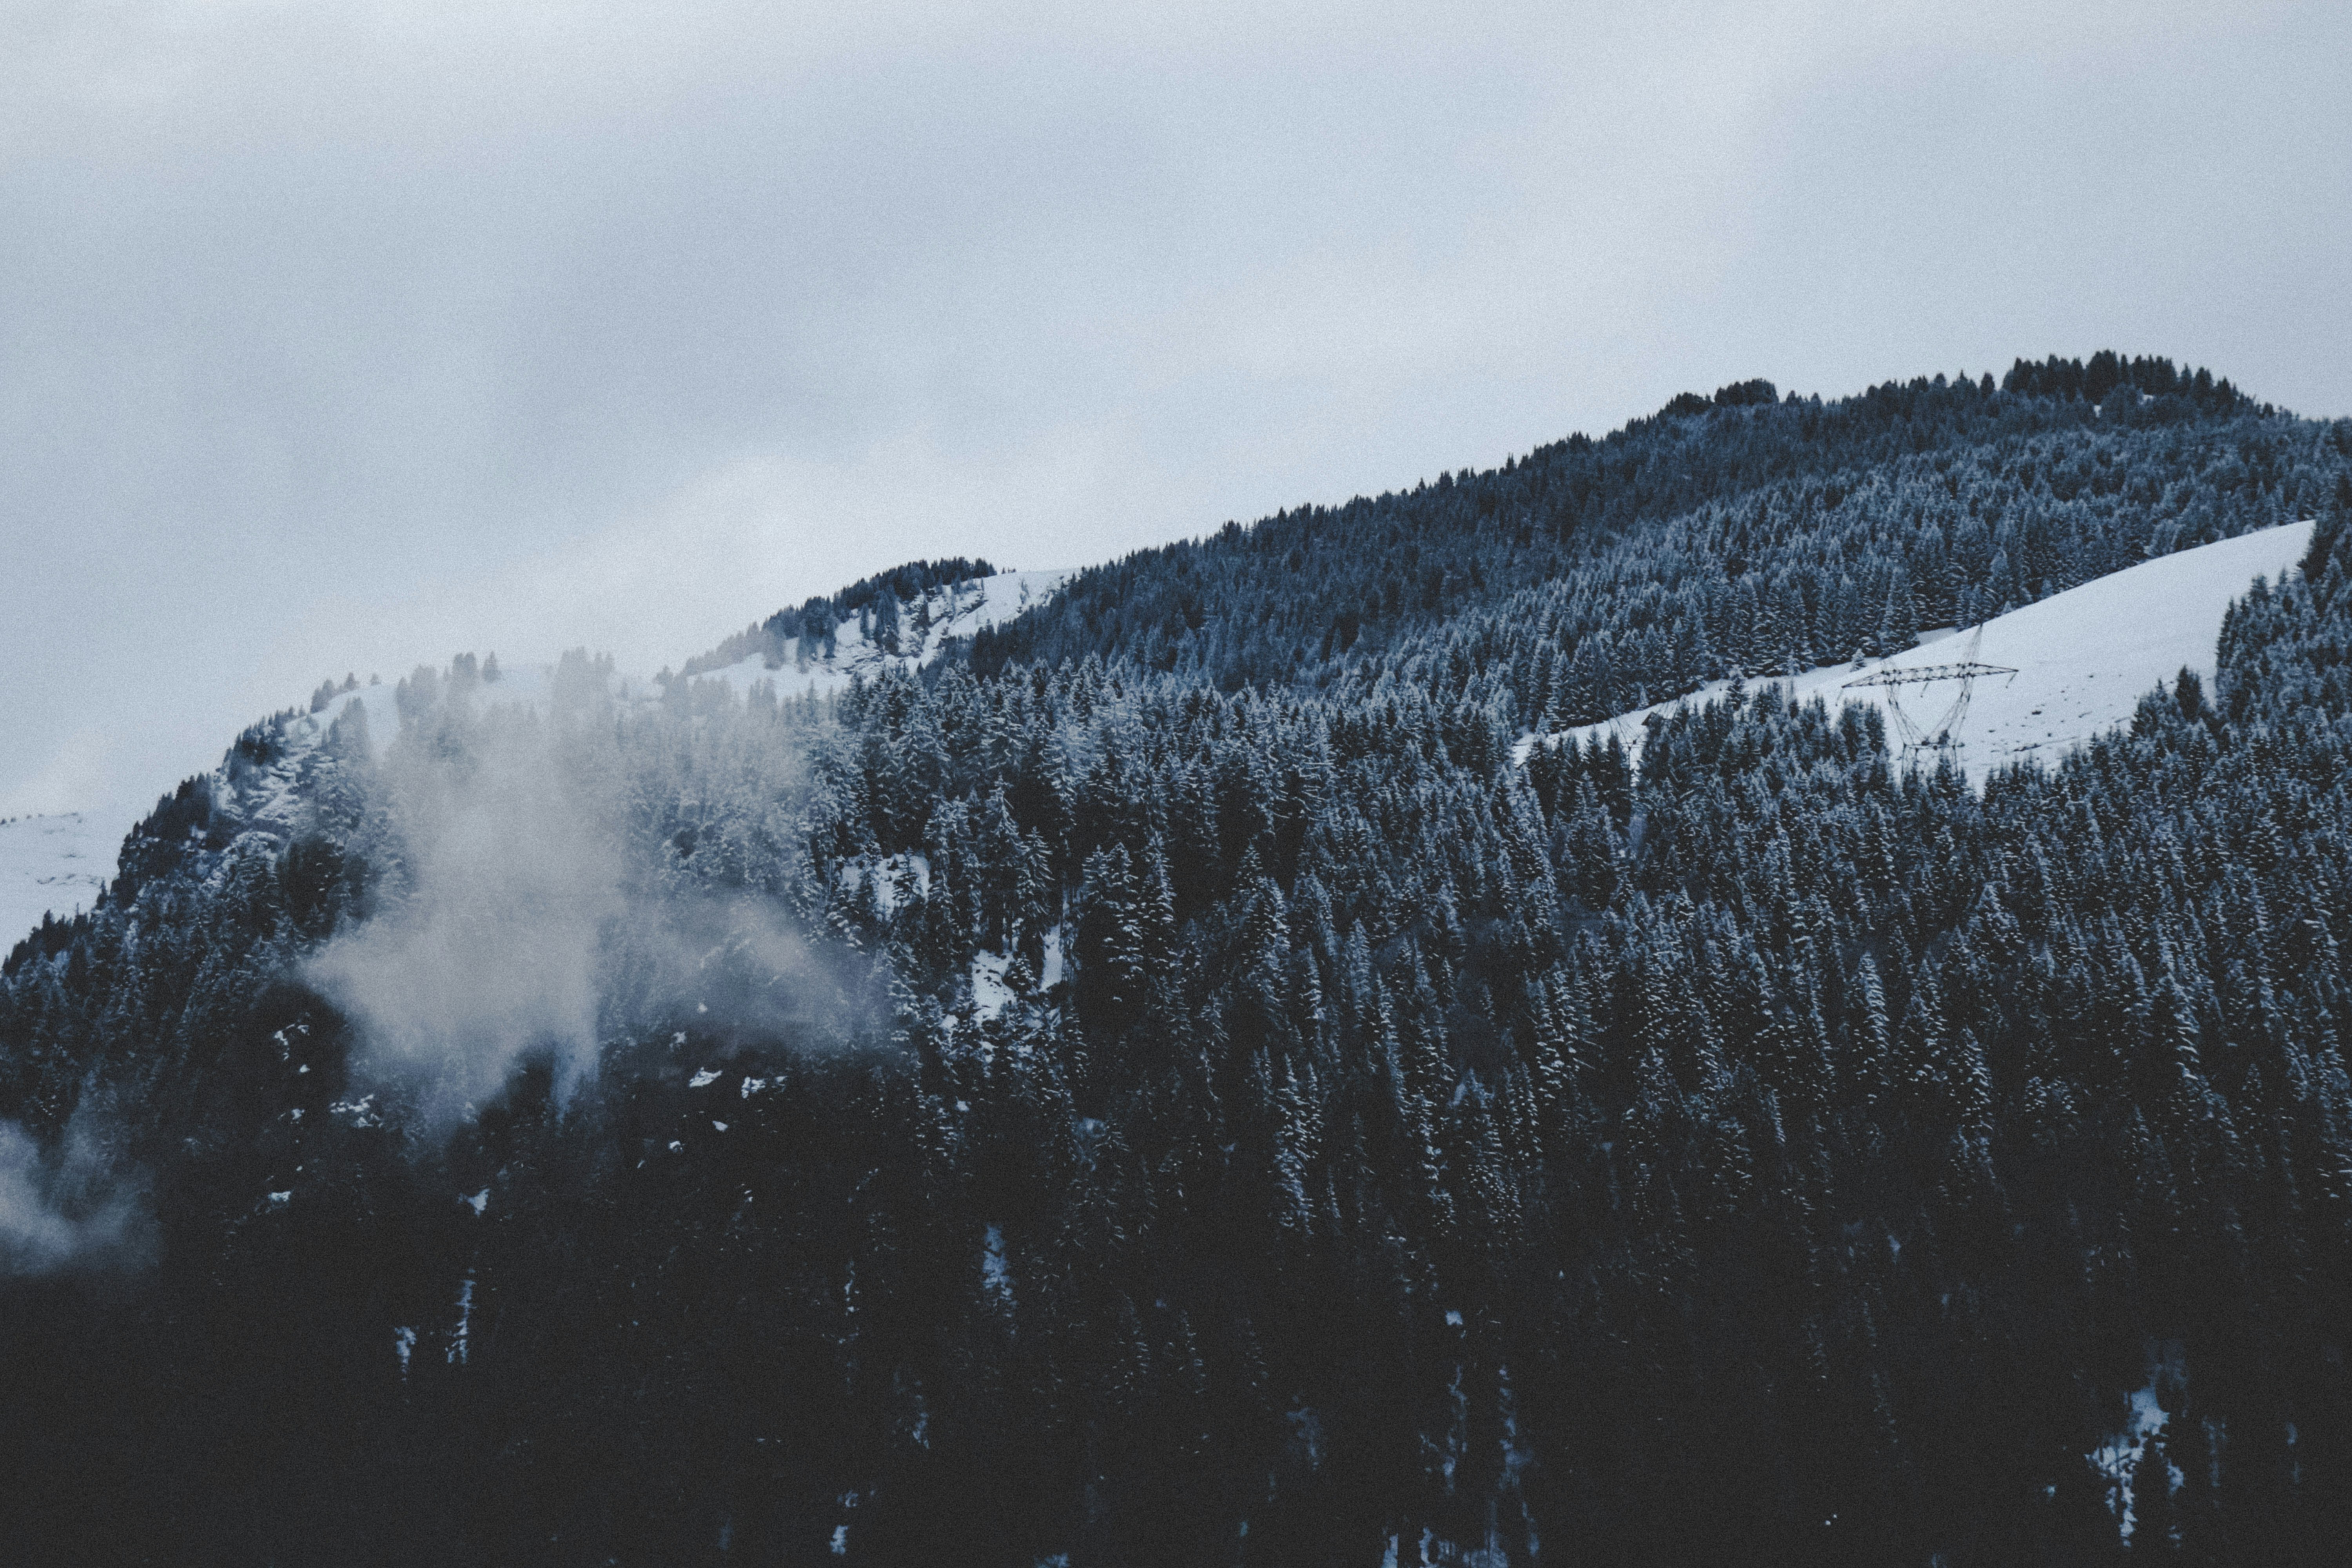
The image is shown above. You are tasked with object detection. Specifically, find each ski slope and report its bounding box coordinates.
[1528,519,2314,787]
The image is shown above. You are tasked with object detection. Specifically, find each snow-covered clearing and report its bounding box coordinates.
[840,851,931,918]
[1525,520,2314,788]
[971,948,1015,1019]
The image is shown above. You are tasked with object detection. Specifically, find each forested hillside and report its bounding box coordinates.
[4,357,2352,1566]
[973,355,2328,726]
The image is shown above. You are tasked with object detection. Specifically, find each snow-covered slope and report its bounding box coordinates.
[18,524,2299,947]
[691,568,1070,702]
[1,663,588,949]
[1529,519,2314,786]
[5,568,1067,950]
[0,812,119,946]
[307,660,577,763]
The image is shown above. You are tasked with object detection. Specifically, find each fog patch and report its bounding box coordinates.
[309,664,626,1131]
[308,653,867,1135]
[0,1118,142,1274]
[617,890,887,1060]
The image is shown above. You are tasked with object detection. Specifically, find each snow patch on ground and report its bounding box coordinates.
[971,949,1014,1020]
[1526,520,2314,788]
[330,1094,382,1128]
[2092,1379,2177,1541]
[960,932,1063,1024]
[450,1270,475,1365]
[841,852,930,916]
[982,1223,1013,1304]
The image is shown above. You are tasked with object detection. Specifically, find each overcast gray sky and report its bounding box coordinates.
[3,0,2348,824]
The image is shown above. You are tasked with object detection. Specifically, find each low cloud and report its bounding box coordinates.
[306,659,874,1134]
[0,1118,141,1275]
[308,673,626,1129]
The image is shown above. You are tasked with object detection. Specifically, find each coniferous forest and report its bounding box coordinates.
[5,354,2352,1564]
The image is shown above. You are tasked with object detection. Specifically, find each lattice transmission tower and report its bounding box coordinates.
[1840,626,2016,755]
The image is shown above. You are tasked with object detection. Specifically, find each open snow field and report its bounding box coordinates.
[1528,519,2315,787]
[0,811,120,948]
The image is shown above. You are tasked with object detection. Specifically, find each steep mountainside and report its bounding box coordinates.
[5,356,2352,1566]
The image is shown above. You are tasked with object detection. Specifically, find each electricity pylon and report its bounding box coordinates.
[1840,625,2016,753]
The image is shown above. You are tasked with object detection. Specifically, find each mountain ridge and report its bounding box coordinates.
[6,353,2352,1565]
